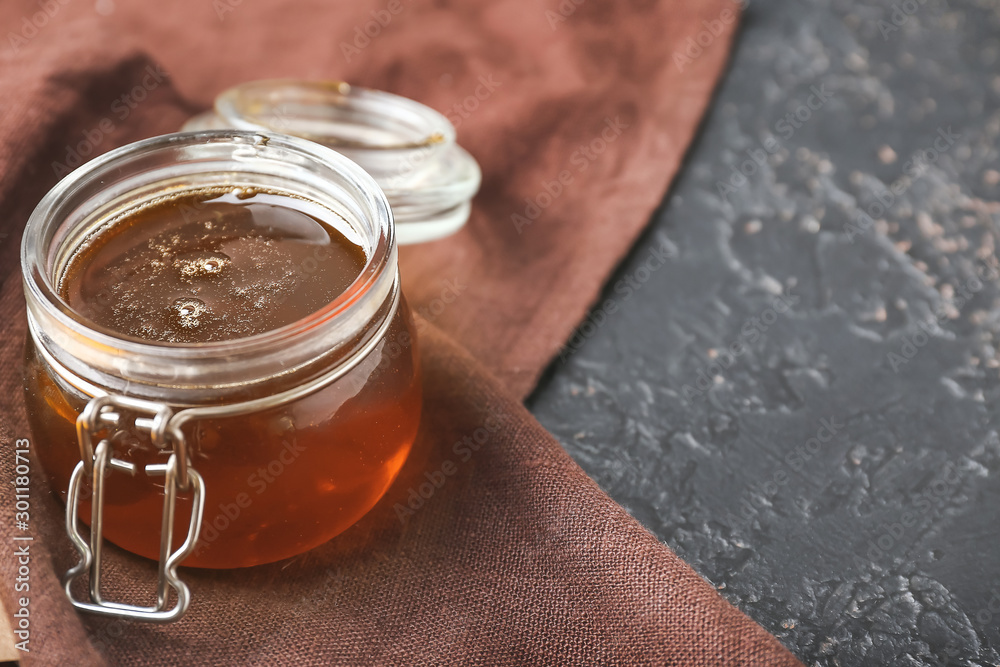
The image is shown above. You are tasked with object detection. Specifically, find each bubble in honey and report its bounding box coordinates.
[174,251,231,279]
[231,187,258,200]
[171,297,207,328]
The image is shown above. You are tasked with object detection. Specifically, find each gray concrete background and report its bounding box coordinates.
[528,0,1000,664]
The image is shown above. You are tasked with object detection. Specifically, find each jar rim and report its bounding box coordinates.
[214,80,456,153]
[21,130,399,398]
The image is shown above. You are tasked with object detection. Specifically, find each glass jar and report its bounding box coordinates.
[20,131,421,621]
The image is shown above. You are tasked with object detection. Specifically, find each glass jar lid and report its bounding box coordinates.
[182,80,480,245]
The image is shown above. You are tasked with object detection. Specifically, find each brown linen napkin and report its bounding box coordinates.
[2,320,802,666]
[0,0,802,664]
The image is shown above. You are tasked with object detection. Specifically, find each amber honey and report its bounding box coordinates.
[23,187,421,568]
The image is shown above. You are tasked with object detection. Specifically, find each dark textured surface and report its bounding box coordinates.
[528,0,1000,665]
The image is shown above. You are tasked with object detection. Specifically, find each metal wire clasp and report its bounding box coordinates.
[63,395,205,623]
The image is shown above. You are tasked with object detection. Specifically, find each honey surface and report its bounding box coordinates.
[60,188,367,342]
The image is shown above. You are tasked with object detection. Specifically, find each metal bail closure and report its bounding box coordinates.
[63,395,205,623]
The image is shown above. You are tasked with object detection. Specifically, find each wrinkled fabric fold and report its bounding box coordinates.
[0,0,801,664]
